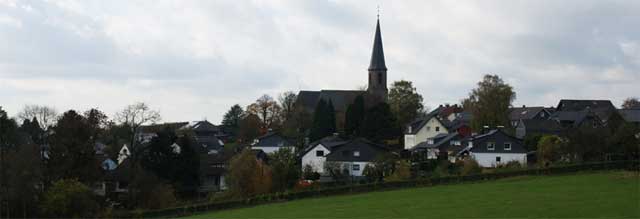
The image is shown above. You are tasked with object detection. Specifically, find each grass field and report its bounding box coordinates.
[186,171,640,218]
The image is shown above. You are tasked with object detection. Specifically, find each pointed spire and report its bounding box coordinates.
[368,18,387,71]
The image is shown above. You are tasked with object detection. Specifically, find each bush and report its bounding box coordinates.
[461,158,482,176]
[226,148,273,198]
[40,179,101,218]
[385,160,412,182]
[302,164,320,181]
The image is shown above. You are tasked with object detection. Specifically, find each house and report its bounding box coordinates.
[411,132,468,162]
[550,109,605,129]
[459,129,527,167]
[619,109,640,126]
[324,138,391,177]
[509,106,552,127]
[300,135,349,174]
[404,105,471,149]
[515,119,564,139]
[251,132,295,154]
[296,17,389,130]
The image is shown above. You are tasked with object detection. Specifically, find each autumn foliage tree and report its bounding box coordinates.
[462,74,516,131]
[225,148,272,198]
[247,94,282,130]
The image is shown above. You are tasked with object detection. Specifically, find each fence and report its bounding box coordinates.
[115,160,639,218]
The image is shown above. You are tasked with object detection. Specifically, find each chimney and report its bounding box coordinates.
[522,105,526,108]
[408,126,412,133]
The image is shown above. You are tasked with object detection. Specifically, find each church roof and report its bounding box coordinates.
[296,90,365,112]
[368,19,387,71]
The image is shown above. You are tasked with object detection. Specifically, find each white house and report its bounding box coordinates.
[405,116,450,149]
[404,105,472,150]
[460,129,528,167]
[251,132,296,154]
[300,135,348,174]
[324,138,391,177]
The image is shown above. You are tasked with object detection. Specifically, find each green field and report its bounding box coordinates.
[186,171,640,218]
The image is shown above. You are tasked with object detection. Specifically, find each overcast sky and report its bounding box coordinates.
[1,0,639,123]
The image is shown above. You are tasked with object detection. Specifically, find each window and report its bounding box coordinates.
[496,156,501,162]
[435,126,440,132]
[353,164,360,171]
[504,143,512,150]
[316,150,324,157]
[452,140,461,146]
[377,72,383,85]
[353,151,360,157]
[487,142,495,151]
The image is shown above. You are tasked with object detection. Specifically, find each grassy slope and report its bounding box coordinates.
[187,172,640,218]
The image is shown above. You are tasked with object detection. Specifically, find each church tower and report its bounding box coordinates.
[367,18,388,105]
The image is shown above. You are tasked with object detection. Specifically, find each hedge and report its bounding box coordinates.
[113,160,639,218]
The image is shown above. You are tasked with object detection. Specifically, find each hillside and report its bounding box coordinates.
[186,171,640,218]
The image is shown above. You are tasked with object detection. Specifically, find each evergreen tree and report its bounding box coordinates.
[309,99,328,141]
[362,103,399,143]
[345,95,365,136]
[326,100,337,135]
[139,128,178,181]
[221,104,244,135]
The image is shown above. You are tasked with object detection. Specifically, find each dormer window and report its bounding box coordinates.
[504,143,512,150]
[487,142,495,151]
[353,151,360,157]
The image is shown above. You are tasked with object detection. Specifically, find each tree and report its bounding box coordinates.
[363,153,396,182]
[388,80,424,129]
[607,122,640,160]
[269,148,300,192]
[129,167,177,209]
[238,114,262,142]
[16,104,58,131]
[302,164,320,181]
[139,128,178,181]
[384,160,412,182]
[84,108,108,143]
[345,95,365,136]
[246,94,282,130]
[281,107,312,149]
[40,179,100,218]
[48,110,101,183]
[19,117,44,145]
[278,91,298,123]
[621,97,640,109]
[537,135,567,168]
[361,103,399,143]
[115,102,161,154]
[5,143,42,218]
[0,107,20,218]
[225,149,272,198]
[462,74,516,131]
[221,104,244,135]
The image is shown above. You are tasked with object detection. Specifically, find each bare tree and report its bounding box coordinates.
[16,105,58,130]
[115,102,161,148]
[278,91,297,123]
[622,97,640,109]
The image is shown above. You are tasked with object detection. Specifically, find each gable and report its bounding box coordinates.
[325,139,389,162]
[471,130,526,153]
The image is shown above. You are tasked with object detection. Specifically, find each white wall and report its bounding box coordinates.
[404,117,449,149]
[252,146,295,154]
[471,152,527,168]
[301,144,330,173]
[330,161,371,176]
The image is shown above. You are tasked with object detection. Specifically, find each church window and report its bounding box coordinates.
[378,72,383,85]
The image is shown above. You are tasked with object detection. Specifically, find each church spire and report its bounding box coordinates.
[368,18,387,71]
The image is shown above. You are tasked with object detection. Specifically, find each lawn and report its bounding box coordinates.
[186,171,640,218]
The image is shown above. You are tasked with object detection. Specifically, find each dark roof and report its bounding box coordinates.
[550,110,602,127]
[519,119,564,133]
[296,90,365,113]
[254,132,292,147]
[184,120,221,133]
[301,135,348,156]
[139,122,189,133]
[193,135,224,153]
[412,132,460,151]
[325,138,390,162]
[470,129,526,153]
[556,99,616,112]
[619,109,640,123]
[368,19,387,71]
[509,107,547,121]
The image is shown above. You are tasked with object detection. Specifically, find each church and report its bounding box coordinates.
[295,17,388,130]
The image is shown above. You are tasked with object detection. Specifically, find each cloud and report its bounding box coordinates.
[1,0,639,122]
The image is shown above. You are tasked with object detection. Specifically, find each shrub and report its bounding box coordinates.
[302,164,320,181]
[385,160,412,182]
[226,148,273,198]
[461,158,482,176]
[40,179,100,218]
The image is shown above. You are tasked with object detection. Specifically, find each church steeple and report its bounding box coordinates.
[368,18,387,71]
[367,17,388,105]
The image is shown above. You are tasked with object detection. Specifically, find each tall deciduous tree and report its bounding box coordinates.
[238,114,262,142]
[225,148,272,198]
[269,148,299,192]
[621,97,640,109]
[462,74,516,131]
[278,91,298,123]
[16,105,58,131]
[221,104,244,135]
[362,103,399,143]
[247,94,282,130]
[115,102,161,156]
[48,110,101,183]
[388,80,424,129]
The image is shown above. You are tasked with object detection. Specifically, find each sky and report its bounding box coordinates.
[1,0,639,124]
